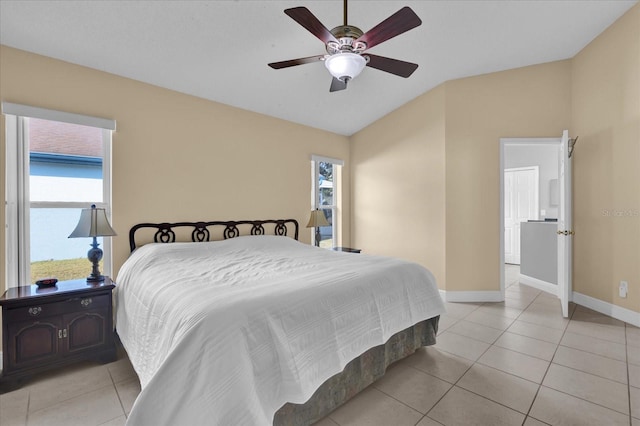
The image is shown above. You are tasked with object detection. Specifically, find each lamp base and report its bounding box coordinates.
[87,238,104,283]
[86,275,106,282]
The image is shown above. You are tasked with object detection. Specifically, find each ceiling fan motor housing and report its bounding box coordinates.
[327,25,366,54]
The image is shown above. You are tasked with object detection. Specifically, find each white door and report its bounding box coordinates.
[557,130,573,317]
[504,167,539,264]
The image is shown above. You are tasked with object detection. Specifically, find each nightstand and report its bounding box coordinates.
[0,278,117,391]
[332,247,362,253]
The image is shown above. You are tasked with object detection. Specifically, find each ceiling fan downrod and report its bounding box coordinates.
[327,0,366,54]
[344,0,348,26]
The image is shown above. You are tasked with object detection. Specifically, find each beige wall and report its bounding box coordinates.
[444,61,572,291]
[0,45,351,295]
[351,4,639,317]
[571,4,639,312]
[351,61,571,292]
[350,85,446,287]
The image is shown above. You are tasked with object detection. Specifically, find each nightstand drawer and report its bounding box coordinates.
[5,303,64,322]
[4,293,111,323]
[61,293,111,311]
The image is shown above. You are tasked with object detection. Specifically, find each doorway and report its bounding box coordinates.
[499,138,561,297]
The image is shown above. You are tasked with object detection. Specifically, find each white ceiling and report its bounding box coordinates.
[1,0,636,136]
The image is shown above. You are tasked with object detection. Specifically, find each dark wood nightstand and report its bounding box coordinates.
[0,278,117,391]
[332,247,362,253]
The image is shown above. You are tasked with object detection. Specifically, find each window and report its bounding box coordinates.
[3,103,115,287]
[311,155,343,248]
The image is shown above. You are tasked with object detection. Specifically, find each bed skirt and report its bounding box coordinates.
[273,315,440,426]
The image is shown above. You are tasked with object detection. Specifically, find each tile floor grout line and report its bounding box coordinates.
[452,379,539,417]
[552,359,630,385]
[25,389,31,426]
[25,382,119,423]
[522,295,574,422]
[538,383,632,419]
[412,412,446,426]
[491,340,556,362]
[108,364,130,422]
[557,338,628,363]
[564,327,629,346]
[494,325,572,349]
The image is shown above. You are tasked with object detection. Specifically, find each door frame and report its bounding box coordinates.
[499,137,561,298]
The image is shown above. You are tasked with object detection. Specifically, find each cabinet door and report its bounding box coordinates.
[7,318,62,370]
[63,308,110,354]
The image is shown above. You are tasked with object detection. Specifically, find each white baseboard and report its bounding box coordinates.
[440,290,503,303]
[518,274,557,296]
[438,285,638,327]
[572,292,640,328]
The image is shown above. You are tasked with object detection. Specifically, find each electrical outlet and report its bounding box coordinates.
[619,281,628,298]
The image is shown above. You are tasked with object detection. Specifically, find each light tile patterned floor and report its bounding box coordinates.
[1,265,638,425]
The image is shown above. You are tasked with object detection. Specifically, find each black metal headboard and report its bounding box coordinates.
[129,219,299,252]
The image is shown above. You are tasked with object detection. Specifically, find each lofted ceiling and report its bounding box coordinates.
[0,0,636,136]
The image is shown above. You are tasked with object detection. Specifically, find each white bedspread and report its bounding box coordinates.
[115,235,445,426]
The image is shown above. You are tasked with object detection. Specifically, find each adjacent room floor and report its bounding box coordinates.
[1,265,638,425]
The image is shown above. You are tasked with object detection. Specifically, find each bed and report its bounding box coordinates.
[115,219,445,426]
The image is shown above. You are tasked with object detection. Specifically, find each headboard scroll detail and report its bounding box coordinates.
[129,219,299,252]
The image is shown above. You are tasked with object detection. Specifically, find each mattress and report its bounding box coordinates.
[115,235,445,425]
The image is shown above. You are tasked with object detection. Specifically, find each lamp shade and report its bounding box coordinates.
[324,52,366,81]
[69,205,117,238]
[306,209,330,228]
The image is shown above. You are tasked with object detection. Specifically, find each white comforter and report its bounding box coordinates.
[115,235,445,426]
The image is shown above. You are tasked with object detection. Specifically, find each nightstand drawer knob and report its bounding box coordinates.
[28,306,42,316]
[80,298,93,307]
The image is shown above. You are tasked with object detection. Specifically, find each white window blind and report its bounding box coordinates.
[2,103,116,130]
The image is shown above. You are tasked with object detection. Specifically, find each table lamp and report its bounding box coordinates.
[306,209,330,247]
[68,204,117,282]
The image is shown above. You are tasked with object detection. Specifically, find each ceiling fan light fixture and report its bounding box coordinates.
[324,52,366,81]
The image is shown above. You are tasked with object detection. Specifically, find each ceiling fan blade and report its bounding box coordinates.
[268,55,325,69]
[365,54,418,78]
[356,7,422,50]
[330,77,348,92]
[284,7,338,45]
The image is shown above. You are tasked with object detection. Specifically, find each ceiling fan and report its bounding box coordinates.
[268,0,422,92]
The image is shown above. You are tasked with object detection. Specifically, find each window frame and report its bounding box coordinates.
[311,155,344,248]
[3,103,115,288]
